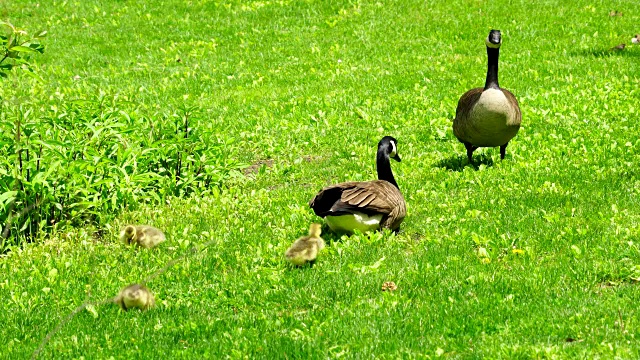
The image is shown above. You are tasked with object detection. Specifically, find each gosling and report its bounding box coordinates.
[285,223,325,266]
[120,225,166,249]
[114,283,155,311]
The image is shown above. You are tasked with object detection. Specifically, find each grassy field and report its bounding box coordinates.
[2,0,640,358]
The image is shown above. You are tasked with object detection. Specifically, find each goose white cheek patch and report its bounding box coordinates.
[389,140,397,158]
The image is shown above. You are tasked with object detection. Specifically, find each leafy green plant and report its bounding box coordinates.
[0,95,244,251]
[0,21,46,79]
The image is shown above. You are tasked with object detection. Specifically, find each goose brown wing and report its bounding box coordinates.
[453,88,484,141]
[309,180,403,217]
[454,87,483,123]
[453,88,482,142]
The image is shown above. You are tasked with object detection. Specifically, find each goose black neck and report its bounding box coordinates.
[484,46,500,90]
[376,151,399,189]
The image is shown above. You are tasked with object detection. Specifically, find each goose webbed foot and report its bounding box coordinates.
[500,143,508,160]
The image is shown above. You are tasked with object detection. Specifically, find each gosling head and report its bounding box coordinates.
[308,223,322,238]
[119,225,137,244]
[378,136,401,162]
[485,29,502,49]
[632,35,639,45]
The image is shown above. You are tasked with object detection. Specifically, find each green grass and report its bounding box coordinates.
[2,0,640,358]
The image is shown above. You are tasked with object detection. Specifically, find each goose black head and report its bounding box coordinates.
[486,29,502,49]
[378,136,401,162]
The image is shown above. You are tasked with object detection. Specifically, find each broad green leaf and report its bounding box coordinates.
[0,190,18,207]
[8,45,37,53]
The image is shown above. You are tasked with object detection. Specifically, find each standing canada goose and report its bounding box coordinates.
[632,35,639,45]
[309,136,406,234]
[285,223,326,266]
[453,29,522,163]
[119,225,166,249]
[114,283,155,311]
[610,43,626,51]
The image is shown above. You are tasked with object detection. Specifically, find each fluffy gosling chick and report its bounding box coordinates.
[120,225,166,249]
[632,35,639,45]
[285,223,325,266]
[114,284,155,311]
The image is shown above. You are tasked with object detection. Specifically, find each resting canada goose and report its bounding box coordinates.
[285,223,325,266]
[309,136,406,234]
[119,225,166,249]
[610,43,626,51]
[453,29,522,162]
[632,35,639,45]
[114,283,155,311]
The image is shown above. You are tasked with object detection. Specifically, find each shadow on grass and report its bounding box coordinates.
[318,224,403,243]
[434,154,494,172]
[570,48,640,58]
[319,224,350,244]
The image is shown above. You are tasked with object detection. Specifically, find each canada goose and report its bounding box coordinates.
[453,29,522,162]
[114,283,155,311]
[632,35,639,45]
[610,43,626,51]
[285,223,325,266]
[119,225,166,249]
[309,136,406,234]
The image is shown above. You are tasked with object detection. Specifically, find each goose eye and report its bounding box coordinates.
[389,140,397,157]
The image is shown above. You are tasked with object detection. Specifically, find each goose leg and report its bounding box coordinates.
[464,143,477,163]
[500,143,508,160]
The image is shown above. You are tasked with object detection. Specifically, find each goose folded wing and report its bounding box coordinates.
[310,181,401,216]
[455,88,483,121]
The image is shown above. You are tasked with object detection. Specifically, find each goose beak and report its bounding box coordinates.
[392,154,401,162]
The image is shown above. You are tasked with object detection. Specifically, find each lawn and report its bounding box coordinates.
[2,0,640,358]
